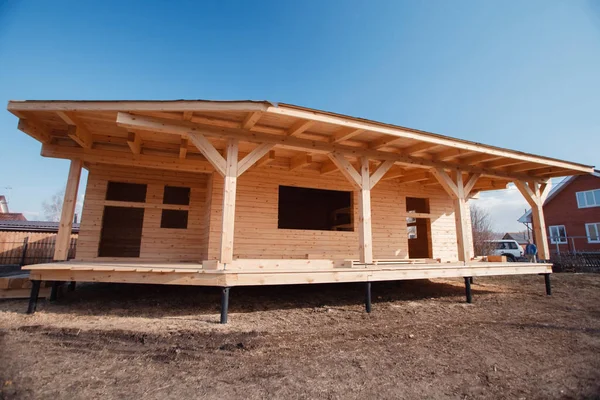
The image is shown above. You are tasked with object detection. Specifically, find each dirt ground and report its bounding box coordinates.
[1,274,600,400]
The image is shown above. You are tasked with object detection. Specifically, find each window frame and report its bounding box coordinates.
[548,225,567,244]
[585,223,600,243]
[576,189,600,208]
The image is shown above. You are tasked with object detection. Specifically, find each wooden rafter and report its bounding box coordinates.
[17,119,52,144]
[369,136,403,150]
[289,154,313,171]
[126,132,142,155]
[182,111,194,121]
[287,120,314,136]
[241,111,262,130]
[330,127,363,143]
[179,138,188,159]
[114,112,548,182]
[401,142,440,155]
[434,148,473,161]
[255,150,275,168]
[56,111,93,149]
[395,171,431,184]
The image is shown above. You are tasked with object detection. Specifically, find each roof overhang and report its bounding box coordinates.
[7,99,596,193]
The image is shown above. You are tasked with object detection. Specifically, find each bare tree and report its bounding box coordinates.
[470,204,496,256]
[42,189,65,222]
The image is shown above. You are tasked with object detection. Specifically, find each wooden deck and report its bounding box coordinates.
[24,259,553,287]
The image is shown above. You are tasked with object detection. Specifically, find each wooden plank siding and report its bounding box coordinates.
[206,164,473,262]
[76,165,211,261]
[74,162,473,264]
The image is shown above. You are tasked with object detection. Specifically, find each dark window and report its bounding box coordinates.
[406,197,429,214]
[106,182,147,203]
[161,209,189,229]
[98,206,144,257]
[163,186,190,205]
[278,186,353,231]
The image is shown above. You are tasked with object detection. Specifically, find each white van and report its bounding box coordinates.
[484,240,524,262]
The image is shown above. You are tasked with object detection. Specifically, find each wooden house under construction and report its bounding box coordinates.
[6,100,596,322]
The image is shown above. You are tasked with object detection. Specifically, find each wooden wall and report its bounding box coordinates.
[75,162,473,263]
[76,164,211,261]
[206,162,473,262]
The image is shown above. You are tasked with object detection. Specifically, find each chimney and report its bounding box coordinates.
[73,213,78,224]
[0,196,8,213]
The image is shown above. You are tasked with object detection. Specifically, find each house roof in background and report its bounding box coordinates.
[0,213,27,221]
[0,220,80,233]
[503,232,530,244]
[517,171,600,223]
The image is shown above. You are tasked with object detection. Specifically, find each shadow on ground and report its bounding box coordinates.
[7,278,500,318]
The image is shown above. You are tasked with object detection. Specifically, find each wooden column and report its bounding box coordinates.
[432,169,480,264]
[358,157,373,264]
[327,154,394,264]
[53,159,83,261]
[515,181,550,260]
[220,139,239,264]
[453,172,470,263]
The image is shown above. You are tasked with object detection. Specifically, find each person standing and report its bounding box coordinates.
[525,240,538,263]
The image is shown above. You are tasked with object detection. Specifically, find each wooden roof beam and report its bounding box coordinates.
[401,142,440,156]
[287,120,314,136]
[127,132,142,155]
[484,158,526,169]
[331,127,364,143]
[182,111,194,121]
[460,153,503,166]
[241,111,262,130]
[115,112,548,182]
[434,148,474,161]
[17,119,52,144]
[370,137,403,150]
[290,154,313,171]
[395,171,432,184]
[179,138,188,159]
[381,165,407,181]
[56,111,93,149]
[255,150,276,168]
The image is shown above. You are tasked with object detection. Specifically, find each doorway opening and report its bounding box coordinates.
[406,197,432,259]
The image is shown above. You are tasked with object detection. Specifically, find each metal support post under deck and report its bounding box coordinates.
[464,277,472,303]
[220,287,230,324]
[27,280,41,314]
[365,282,372,313]
[50,281,61,302]
[544,274,552,296]
[68,281,76,291]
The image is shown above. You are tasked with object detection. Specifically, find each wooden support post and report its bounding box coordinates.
[54,159,83,261]
[514,181,550,260]
[358,156,373,264]
[432,169,478,263]
[220,139,238,264]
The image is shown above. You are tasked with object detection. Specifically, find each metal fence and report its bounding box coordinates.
[0,237,77,267]
[548,235,600,272]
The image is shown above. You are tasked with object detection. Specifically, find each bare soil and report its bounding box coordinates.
[1,274,600,400]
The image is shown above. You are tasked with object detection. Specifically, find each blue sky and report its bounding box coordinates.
[0,0,598,231]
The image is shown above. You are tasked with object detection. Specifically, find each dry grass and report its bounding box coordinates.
[1,274,600,399]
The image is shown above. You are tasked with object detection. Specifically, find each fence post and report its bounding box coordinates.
[20,237,29,266]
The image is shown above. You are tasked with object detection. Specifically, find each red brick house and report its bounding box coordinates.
[519,171,600,253]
